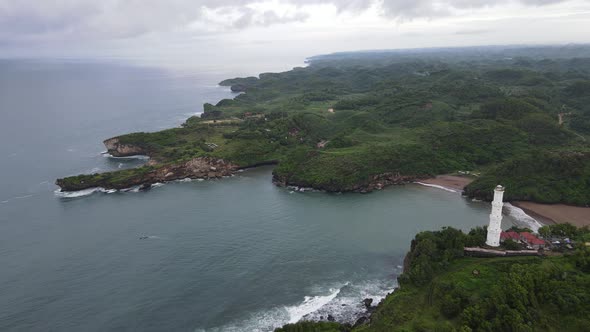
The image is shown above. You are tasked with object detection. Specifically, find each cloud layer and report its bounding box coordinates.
[0,0,573,43]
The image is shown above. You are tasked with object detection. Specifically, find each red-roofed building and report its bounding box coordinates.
[500,231,520,242]
[520,232,546,249]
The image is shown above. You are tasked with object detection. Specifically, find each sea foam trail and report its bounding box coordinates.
[285,285,344,324]
[504,203,544,233]
[54,187,116,198]
[414,182,458,193]
[202,279,395,332]
[102,153,150,160]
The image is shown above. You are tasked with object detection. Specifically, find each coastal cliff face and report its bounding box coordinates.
[56,157,238,191]
[272,171,421,193]
[103,137,148,157]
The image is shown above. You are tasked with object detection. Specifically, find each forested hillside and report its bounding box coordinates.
[58,45,590,205]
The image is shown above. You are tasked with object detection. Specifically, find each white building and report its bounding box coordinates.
[486,185,505,247]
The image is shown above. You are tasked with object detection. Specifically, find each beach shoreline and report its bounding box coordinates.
[512,201,590,228]
[418,175,475,191]
[419,174,590,228]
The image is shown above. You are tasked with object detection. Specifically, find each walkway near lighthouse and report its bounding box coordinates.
[464,247,541,257]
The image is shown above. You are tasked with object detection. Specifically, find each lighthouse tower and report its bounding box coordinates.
[486,185,505,247]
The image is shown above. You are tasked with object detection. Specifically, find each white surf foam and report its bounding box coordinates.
[285,286,344,324]
[54,187,117,198]
[203,278,395,332]
[127,186,143,193]
[298,279,396,324]
[102,154,150,160]
[55,188,100,198]
[287,186,322,193]
[414,182,458,193]
[504,203,544,233]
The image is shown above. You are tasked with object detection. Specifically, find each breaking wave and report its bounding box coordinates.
[287,186,323,193]
[414,182,458,193]
[54,187,117,198]
[102,153,150,160]
[504,203,544,233]
[285,285,344,324]
[201,279,395,332]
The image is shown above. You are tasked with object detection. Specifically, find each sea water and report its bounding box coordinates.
[0,59,533,331]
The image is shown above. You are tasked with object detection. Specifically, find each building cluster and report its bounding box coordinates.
[500,231,546,249]
[485,185,577,252]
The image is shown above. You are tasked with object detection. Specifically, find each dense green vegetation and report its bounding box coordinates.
[464,151,590,205]
[58,45,590,203]
[277,225,590,332]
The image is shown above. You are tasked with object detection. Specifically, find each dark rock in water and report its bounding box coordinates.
[138,183,152,191]
[353,316,368,328]
[363,298,373,308]
[327,314,335,322]
[341,303,347,306]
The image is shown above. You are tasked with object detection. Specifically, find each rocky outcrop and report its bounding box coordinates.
[230,84,247,93]
[273,171,423,193]
[361,173,421,193]
[103,137,148,157]
[56,157,238,192]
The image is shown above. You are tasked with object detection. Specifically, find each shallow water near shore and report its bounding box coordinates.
[0,59,529,331]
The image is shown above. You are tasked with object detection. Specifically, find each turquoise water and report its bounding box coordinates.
[0,60,520,331]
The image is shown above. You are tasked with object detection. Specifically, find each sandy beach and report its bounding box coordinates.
[420,175,590,228]
[418,175,474,191]
[512,201,590,227]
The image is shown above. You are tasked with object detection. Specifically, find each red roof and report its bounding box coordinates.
[520,232,545,245]
[501,231,520,241]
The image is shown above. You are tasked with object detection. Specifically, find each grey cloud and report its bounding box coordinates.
[455,29,491,35]
[0,0,574,43]
[232,8,308,29]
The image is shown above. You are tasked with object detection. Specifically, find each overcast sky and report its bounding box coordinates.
[1,0,589,70]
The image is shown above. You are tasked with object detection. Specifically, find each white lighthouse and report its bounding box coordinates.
[486,185,505,247]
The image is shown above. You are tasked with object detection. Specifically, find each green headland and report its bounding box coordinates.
[57,45,590,205]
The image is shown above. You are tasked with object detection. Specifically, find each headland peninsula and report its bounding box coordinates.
[56,45,590,224]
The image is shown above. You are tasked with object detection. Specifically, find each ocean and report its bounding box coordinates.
[0,58,533,331]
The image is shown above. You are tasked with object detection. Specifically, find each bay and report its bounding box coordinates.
[0,59,523,331]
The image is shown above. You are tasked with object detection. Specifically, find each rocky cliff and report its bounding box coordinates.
[56,157,238,191]
[272,171,422,193]
[103,137,148,157]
